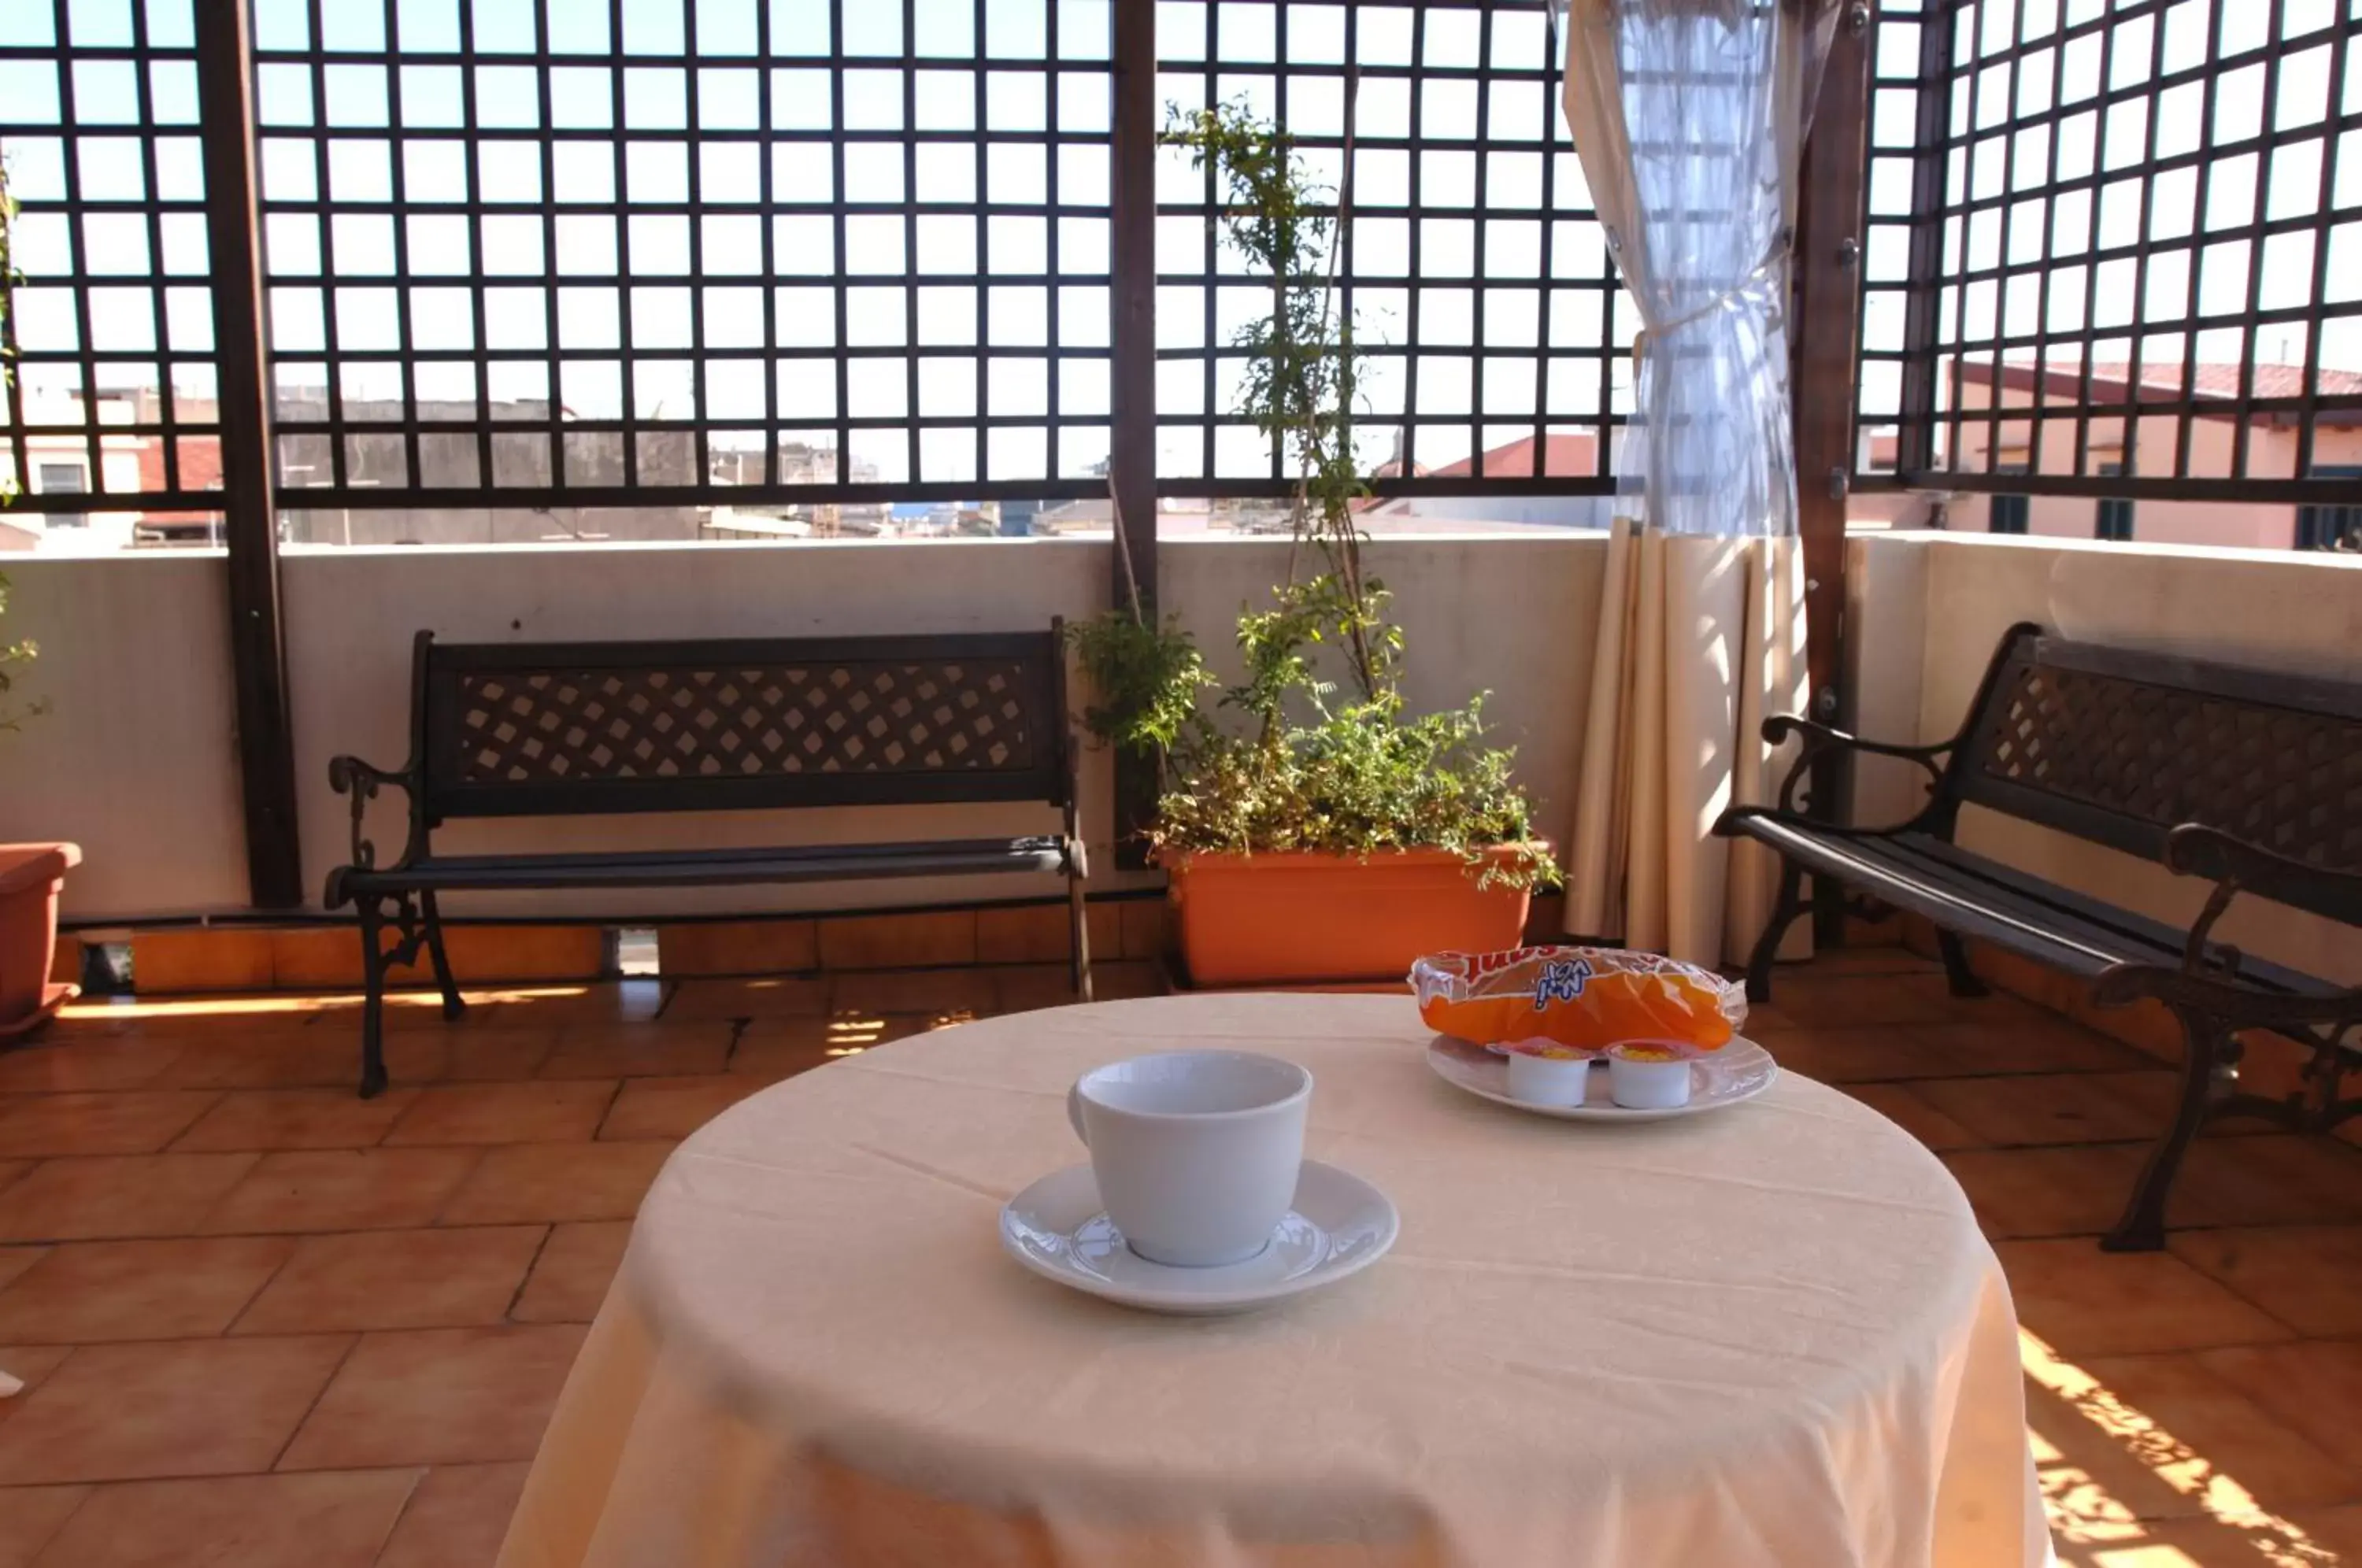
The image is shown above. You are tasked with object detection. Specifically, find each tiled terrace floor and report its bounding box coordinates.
[0,949,2359,1566]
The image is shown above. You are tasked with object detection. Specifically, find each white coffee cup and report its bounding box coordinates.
[1067,1050,1311,1268]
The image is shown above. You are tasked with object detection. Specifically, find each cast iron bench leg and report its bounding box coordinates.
[356,896,390,1100]
[1937,929,1990,999]
[1068,867,1094,1003]
[420,891,466,1022]
[1744,861,1807,1005]
[2104,1007,2232,1252]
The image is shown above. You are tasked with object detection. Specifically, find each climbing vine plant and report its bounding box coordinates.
[1069,102,1556,889]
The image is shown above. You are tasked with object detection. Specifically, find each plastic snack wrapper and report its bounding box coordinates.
[1409,946,1746,1055]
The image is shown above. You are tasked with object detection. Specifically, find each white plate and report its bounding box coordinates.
[1426,1035,1779,1122]
[1000,1159,1399,1315]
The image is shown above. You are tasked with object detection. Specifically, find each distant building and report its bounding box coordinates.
[1908,361,2362,549]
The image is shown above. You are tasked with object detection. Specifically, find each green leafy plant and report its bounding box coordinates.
[1070,102,1557,892]
[0,150,39,729]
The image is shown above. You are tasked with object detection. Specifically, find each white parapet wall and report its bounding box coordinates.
[0,531,1610,922]
[0,552,251,917]
[1847,531,2362,984]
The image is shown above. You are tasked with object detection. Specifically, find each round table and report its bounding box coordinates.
[498,993,2044,1568]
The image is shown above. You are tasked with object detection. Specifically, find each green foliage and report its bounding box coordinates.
[1074,101,1556,892]
[1066,612,1214,760]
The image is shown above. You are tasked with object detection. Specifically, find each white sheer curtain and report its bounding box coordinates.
[1556,0,1837,967]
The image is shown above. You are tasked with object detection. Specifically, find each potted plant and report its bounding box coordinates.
[0,150,78,1036]
[1072,103,1558,986]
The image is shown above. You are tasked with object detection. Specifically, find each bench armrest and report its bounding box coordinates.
[2164,824,2362,917]
[1761,715,1955,816]
[326,754,427,893]
[2090,824,2362,1032]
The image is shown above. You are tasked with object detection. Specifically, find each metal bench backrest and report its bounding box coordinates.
[1943,624,2362,917]
[413,627,1069,821]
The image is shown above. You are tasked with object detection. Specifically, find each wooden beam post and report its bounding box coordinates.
[1792,4,1874,938]
[196,0,304,908]
[1109,0,1160,868]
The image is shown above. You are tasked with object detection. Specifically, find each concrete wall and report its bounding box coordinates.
[0,553,250,917]
[4,533,1609,921]
[1849,531,2362,983]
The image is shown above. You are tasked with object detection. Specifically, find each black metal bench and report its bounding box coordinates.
[325,626,1089,1097]
[1716,623,2361,1250]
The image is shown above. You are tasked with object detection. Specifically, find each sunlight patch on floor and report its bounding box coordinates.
[2027,1329,2339,1567]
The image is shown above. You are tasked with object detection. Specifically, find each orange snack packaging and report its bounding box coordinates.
[1409,946,1746,1054]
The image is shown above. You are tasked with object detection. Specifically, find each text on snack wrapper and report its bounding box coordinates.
[1533,958,1594,1011]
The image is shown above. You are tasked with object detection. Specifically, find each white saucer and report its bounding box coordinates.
[1426,1034,1779,1122]
[1000,1159,1399,1315]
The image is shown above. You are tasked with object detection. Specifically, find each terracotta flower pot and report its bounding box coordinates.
[1167,845,1541,988]
[0,843,80,1037]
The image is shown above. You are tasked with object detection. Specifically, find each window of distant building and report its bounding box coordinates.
[2297,467,2361,551]
[35,462,88,528]
[2095,463,2134,542]
[1989,464,2029,534]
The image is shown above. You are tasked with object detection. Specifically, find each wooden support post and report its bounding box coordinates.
[1109,0,1160,868]
[196,0,304,908]
[1791,3,1874,941]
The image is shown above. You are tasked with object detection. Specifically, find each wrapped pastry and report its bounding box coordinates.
[1410,945,1746,1053]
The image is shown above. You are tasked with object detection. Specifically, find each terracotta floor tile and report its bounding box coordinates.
[0,1249,43,1295]
[827,967,1001,1016]
[0,1040,183,1094]
[233,1226,545,1335]
[2172,1137,2362,1230]
[1942,1145,2154,1238]
[1750,970,1972,1027]
[0,1093,222,1158]
[0,1162,24,1200]
[156,1034,350,1091]
[1748,1024,1971,1083]
[0,1346,75,1425]
[0,1155,260,1243]
[439,1141,674,1226]
[1918,1015,2163,1076]
[731,1013,927,1075]
[539,1023,734,1080]
[0,1485,88,1568]
[30,1467,420,1568]
[2196,1341,2362,1469]
[435,1030,561,1082]
[56,997,324,1039]
[598,1074,768,1141]
[661,976,830,1022]
[510,1221,631,1324]
[0,1334,352,1483]
[2069,1352,2362,1516]
[2169,1225,2362,1338]
[376,1462,530,1568]
[1997,1238,2293,1356]
[0,1237,295,1343]
[318,1030,556,1089]
[1907,1072,2179,1147]
[169,1086,420,1152]
[383,1081,616,1146]
[198,1148,483,1235]
[2281,1503,2362,1558]
[279,1324,587,1470]
[1842,1082,1984,1152]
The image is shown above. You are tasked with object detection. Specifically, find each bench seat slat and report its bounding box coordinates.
[1731,817,2338,998]
[339,836,1070,894]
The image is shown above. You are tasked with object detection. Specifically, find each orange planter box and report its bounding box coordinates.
[1168,845,1538,988]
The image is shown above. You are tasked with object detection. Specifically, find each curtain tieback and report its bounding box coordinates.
[1627,233,1794,372]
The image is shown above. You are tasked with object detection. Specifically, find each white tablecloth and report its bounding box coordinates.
[500,993,2046,1567]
